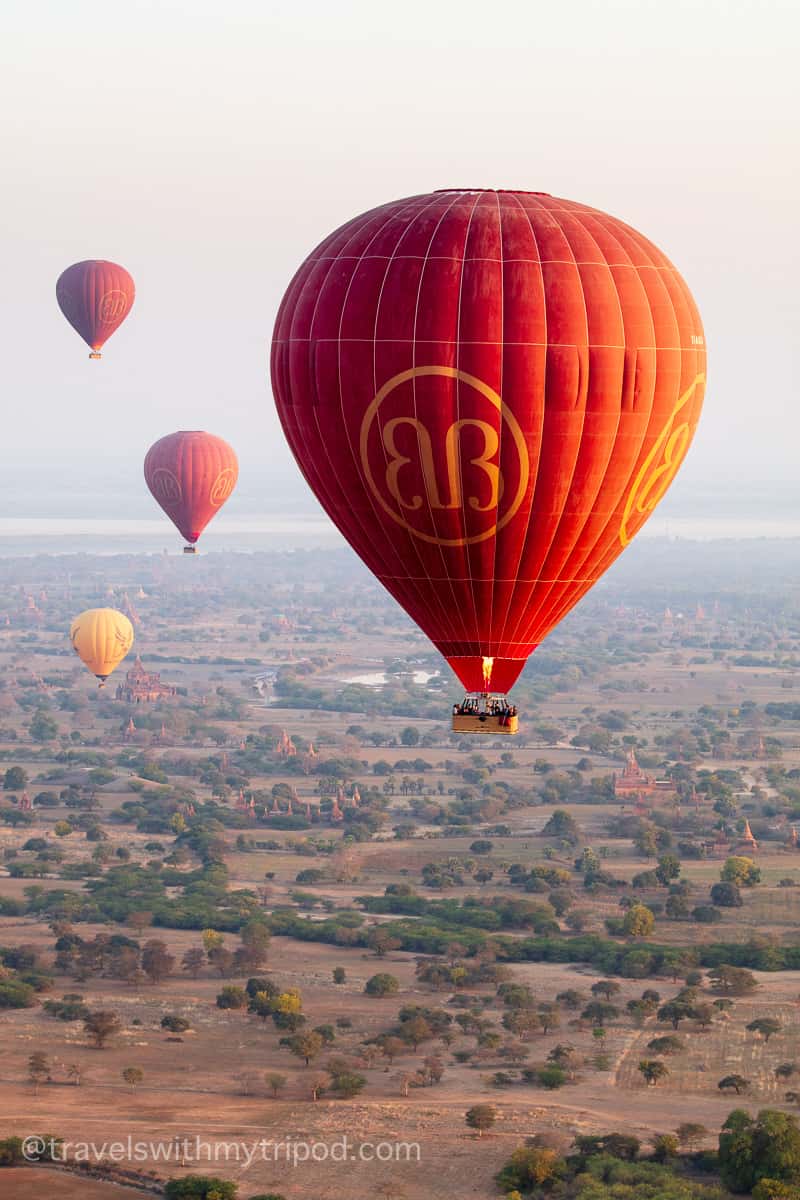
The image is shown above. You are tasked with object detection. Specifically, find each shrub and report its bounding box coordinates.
[364,973,399,997]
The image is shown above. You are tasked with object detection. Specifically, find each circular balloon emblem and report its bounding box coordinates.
[271,188,706,695]
[144,431,239,548]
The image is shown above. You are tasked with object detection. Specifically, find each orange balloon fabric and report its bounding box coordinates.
[144,431,239,546]
[272,189,705,694]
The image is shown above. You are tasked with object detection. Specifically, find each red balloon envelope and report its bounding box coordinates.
[56,260,135,357]
[271,189,706,694]
[144,432,239,549]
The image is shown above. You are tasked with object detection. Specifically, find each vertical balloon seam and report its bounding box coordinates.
[412,190,482,654]
[492,192,556,661]
[279,205,418,617]
[504,189,569,652]
[582,216,699,568]
[524,208,623,638]
[538,281,690,636]
[483,190,504,664]
[373,195,472,649]
[511,207,638,649]
[517,211,663,644]
[490,191,548,664]
[298,197,446,636]
[373,191,470,648]
[421,198,489,650]
[503,201,591,656]
[329,193,468,649]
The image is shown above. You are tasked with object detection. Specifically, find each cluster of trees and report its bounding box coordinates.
[494,1108,800,1198]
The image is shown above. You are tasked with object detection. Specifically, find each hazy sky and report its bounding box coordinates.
[1,0,798,514]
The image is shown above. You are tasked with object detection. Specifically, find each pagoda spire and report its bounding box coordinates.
[739,819,759,850]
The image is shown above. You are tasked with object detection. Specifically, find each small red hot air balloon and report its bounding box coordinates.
[271,189,706,731]
[144,431,239,553]
[56,260,135,358]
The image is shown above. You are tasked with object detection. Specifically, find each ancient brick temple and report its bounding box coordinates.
[614,748,674,800]
[115,656,177,703]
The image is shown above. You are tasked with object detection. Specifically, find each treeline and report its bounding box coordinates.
[17,862,800,973]
[357,891,559,934]
[268,911,800,974]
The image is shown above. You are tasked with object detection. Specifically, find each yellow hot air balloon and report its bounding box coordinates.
[69,608,134,686]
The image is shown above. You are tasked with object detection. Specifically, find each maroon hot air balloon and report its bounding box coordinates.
[56,260,135,358]
[144,431,239,553]
[271,189,705,721]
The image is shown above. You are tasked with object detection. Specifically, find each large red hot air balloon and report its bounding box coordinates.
[271,189,705,706]
[56,260,135,358]
[144,431,239,553]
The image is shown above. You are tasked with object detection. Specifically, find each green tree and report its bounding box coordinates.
[29,709,58,742]
[719,1074,750,1095]
[748,1018,782,1042]
[647,1035,685,1056]
[542,810,581,844]
[465,1104,496,1137]
[591,980,621,1000]
[399,1015,432,1049]
[84,1010,121,1048]
[164,1178,237,1200]
[331,1070,366,1098]
[658,998,696,1029]
[365,972,399,997]
[652,1133,679,1161]
[753,1182,800,1200]
[709,965,759,996]
[285,1031,324,1066]
[639,1059,669,1086]
[4,766,27,791]
[711,881,743,907]
[182,947,205,978]
[367,928,402,957]
[582,1001,619,1026]
[28,1051,49,1093]
[721,856,761,887]
[676,1123,709,1150]
[216,986,247,1010]
[380,1035,406,1063]
[656,854,681,885]
[161,1015,191,1033]
[535,1065,567,1090]
[201,929,224,955]
[719,1109,800,1193]
[624,903,655,937]
[122,1066,144,1088]
[141,939,175,984]
[495,1144,565,1192]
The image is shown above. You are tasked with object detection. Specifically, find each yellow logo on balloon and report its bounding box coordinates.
[98,290,129,322]
[210,468,237,507]
[359,366,529,547]
[619,373,705,547]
